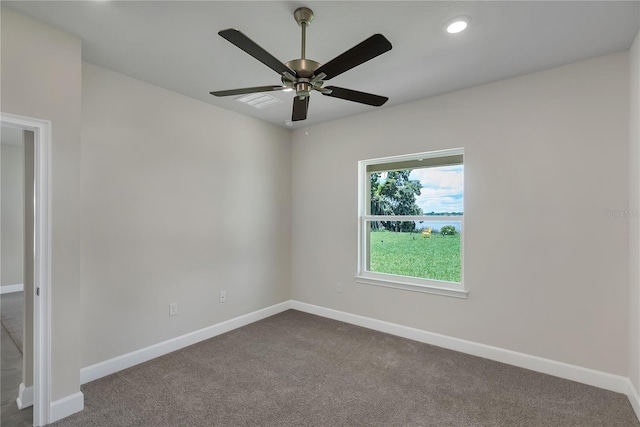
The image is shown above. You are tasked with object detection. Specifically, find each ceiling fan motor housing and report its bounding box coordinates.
[285,58,322,98]
[295,81,312,98]
[285,59,320,78]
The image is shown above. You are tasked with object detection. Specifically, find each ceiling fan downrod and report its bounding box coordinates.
[294,7,313,60]
[292,7,316,99]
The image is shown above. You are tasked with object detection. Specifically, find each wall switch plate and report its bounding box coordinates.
[336,283,342,293]
[219,291,226,303]
[169,302,178,316]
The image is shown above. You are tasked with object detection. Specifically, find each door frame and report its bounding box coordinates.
[1,112,52,426]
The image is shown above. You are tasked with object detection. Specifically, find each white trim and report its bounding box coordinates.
[628,379,640,422]
[49,392,84,424]
[0,283,24,294]
[80,301,291,384]
[289,301,629,394]
[361,148,465,166]
[16,383,33,409]
[355,275,468,299]
[1,112,52,426]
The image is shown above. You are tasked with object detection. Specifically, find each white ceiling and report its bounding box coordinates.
[3,1,639,129]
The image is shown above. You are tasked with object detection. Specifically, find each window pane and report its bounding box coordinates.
[367,220,462,283]
[410,165,463,215]
[369,165,463,216]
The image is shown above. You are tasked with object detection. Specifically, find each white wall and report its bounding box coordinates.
[292,52,630,376]
[629,29,640,392]
[80,63,292,367]
[1,8,83,401]
[1,142,24,287]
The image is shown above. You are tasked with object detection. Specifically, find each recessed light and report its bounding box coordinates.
[282,88,294,92]
[446,16,470,34]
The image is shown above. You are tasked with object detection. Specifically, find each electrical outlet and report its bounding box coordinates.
[219,290,226,303]
[336,283,342,293]
[169,302,178,316]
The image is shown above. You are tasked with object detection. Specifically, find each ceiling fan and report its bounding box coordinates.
[210,7,392,122]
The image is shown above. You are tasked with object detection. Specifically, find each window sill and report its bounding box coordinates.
[354,275,468,299]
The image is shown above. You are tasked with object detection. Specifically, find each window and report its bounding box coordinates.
[356,149,466,298]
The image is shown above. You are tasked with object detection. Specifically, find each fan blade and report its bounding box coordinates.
[315,34,392,80]
[219,29,295,76]
[323,86,388,106]
[210,86,285,97]
[292,96,309,121]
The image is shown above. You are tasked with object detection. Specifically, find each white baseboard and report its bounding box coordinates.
[628,379,640,421]
[50,391,84,424]
[290,301,629,395]
[1,283,24,294]
[80,300,292,384]
[16,383,33,409]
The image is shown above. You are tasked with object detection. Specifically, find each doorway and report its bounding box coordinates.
[0,113,52,426]
[1,124,32,425]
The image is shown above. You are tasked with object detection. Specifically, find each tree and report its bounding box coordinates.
[370,170,423,232]
[440,225,457,236]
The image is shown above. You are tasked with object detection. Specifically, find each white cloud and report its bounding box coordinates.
[410,165,463,213]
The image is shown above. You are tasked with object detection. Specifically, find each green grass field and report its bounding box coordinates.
[369,230,461,283]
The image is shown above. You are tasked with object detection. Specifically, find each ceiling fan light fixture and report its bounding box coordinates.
[446,16,470,34]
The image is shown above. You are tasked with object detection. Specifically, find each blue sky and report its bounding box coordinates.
[409,165,464,214]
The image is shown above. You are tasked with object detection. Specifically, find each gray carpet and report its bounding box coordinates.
[52,310,638,426]
[0,291,23,354]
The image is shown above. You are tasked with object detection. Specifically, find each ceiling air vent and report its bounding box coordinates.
[235,93,283,109]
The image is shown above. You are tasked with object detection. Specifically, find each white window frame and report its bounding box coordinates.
[356,148,467,299]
